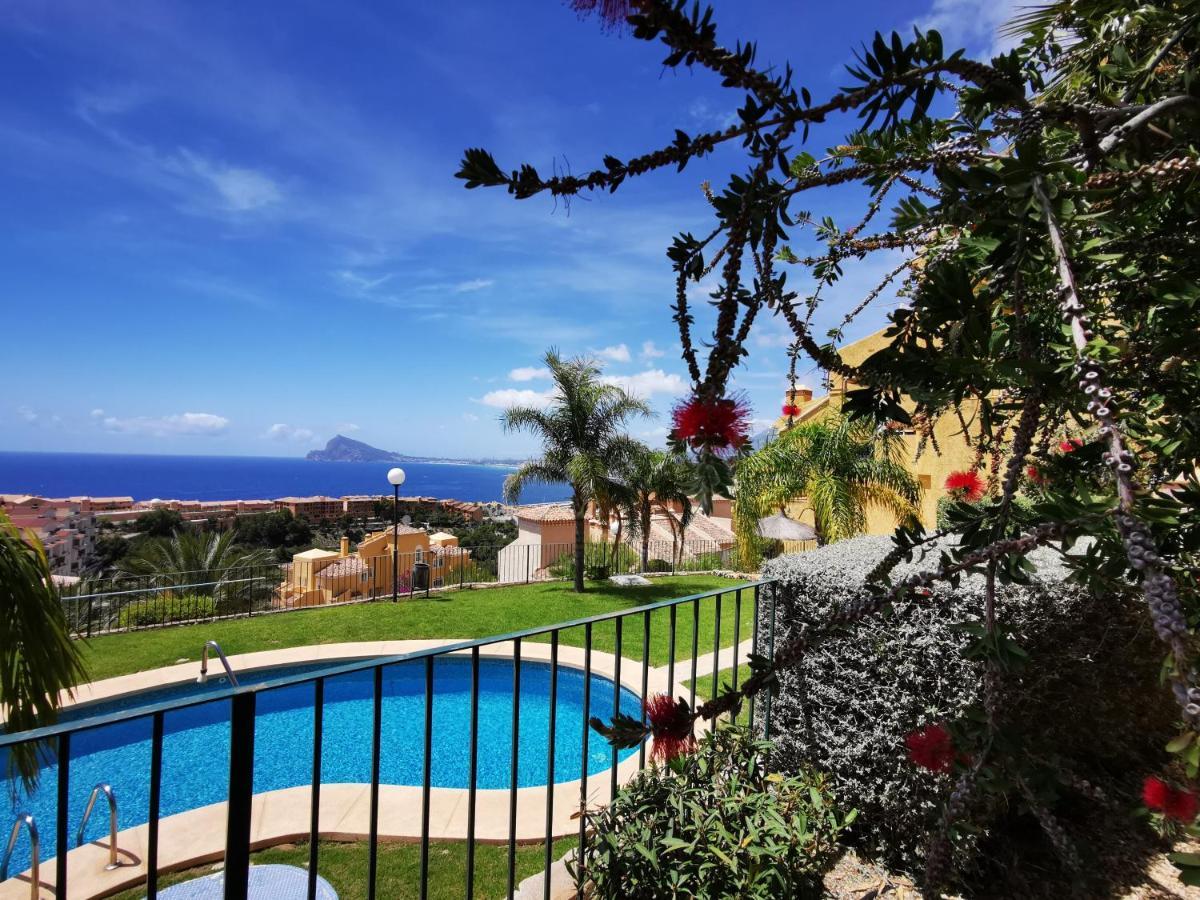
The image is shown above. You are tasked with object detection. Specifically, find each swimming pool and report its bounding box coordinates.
[1,656,640,874]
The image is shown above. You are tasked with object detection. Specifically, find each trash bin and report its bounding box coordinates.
[412,562,430,592]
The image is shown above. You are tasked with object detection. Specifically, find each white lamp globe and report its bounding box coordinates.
[387,467,407,487]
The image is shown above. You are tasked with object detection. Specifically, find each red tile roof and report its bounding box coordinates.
[514,502,576,523]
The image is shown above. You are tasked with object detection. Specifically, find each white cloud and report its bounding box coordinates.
[919,0,1022,56]
[462,412,480,422]
[640,341,667,361]
[98,411,230,436]
[17,406,39,423]
[593,343,631,364]
[453,278,494,293]
[266,423,316,442]
[509,366,550,382]
[337,422,361,433]
[601,368,688,399]
[335,270,393,291]
[476,388,555,409]
[176,150,282,211]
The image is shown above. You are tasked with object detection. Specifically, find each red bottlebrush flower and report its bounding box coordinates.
[670,394,751,455]
[570,0,639,30]
[782,404,800,417]
[944,469,985,503]
[1058,438,1083,453]
[1144,776,1199,822]
[1026,465,1046,484]
[1143,775,1171,809]
[1167,790,1200,823]
[644,693,696,763]
[905,723,956,774]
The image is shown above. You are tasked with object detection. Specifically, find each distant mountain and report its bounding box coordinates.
[306,435,523,467]
[306,435,404,462]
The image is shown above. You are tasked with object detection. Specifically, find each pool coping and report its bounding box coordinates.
[1,640,703,900]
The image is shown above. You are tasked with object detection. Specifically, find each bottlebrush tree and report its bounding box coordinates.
[459,0,1200,890]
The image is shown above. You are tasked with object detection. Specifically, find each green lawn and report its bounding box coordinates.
[79,576,763,682]
[109,838,576,900]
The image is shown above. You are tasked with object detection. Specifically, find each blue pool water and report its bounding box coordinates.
[1,658,639,874]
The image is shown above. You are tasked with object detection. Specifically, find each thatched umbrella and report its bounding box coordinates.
[756,511,817,542]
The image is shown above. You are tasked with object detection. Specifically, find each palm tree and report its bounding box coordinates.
[119,529,275,610]
[625,448,695,572]
[733,415,922,560]
[502,350,650,592]
[1,510,87,786]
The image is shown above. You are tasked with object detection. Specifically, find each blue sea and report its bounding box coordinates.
[0,452,569,503]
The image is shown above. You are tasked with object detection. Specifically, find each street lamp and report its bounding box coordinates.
[387,467,406,601]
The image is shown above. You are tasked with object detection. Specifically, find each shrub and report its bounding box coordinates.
[573,726,851,898]
[117,593,216,628]
[644,558,672,573]
[760,536,1173,871]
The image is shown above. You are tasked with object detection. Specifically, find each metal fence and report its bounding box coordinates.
[1,579,780,900]
[59,539,743,638]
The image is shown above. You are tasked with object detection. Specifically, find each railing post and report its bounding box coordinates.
[224,691,256,900]
[764,581,777,740]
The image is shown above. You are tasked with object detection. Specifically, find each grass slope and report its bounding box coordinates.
[108,838,577,900]
[80,576,762,682]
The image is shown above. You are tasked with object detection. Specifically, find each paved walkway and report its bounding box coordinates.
[647,636,756,691]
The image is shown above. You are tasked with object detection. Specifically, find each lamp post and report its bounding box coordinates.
[387,467,406,601]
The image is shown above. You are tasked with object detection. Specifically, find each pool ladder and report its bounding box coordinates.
[76,782,121,870]
[1,813,38,897]
[198,639,239,686]
[1,785,122,895]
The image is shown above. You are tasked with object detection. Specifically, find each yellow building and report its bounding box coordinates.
[772,328,980,534]
[279,528,471,607]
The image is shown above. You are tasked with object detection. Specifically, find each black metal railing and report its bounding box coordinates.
[0,579,779,900]
[58,538,751,638]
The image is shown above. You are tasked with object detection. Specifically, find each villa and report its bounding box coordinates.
[278,528,472,606]
[772,327,980,533]
[497,500,736,582]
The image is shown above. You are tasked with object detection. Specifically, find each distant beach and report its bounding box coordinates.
[0,452,569,504]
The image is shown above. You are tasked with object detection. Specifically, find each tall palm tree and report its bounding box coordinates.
[1,511,87,787]
[733,415,922,560]
[502,350,650,592]
[625,448,695,572]
[119,529,274,607]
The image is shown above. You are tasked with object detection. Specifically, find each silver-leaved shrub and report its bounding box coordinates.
[761,536,1172,870]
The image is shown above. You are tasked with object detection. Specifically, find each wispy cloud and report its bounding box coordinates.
[453,278,494,293]
[639,340,665,361]
[265,423,315,442]
[92,409,230,436]
[174,149,282,211]
[475,388,555,409]
[601,368,687,400]
[592,343,631,364]
[509,366,550,382]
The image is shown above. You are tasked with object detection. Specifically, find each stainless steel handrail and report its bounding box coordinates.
[0,812,38,896]
[198,640,239,686]
[75,782,120,870]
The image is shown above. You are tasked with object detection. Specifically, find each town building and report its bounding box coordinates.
[273,496,343,521]
[0,494,97,577]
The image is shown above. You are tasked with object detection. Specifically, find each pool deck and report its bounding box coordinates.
[1,638,729,900]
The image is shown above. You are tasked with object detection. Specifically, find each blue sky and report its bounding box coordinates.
[0,0,1011,459]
